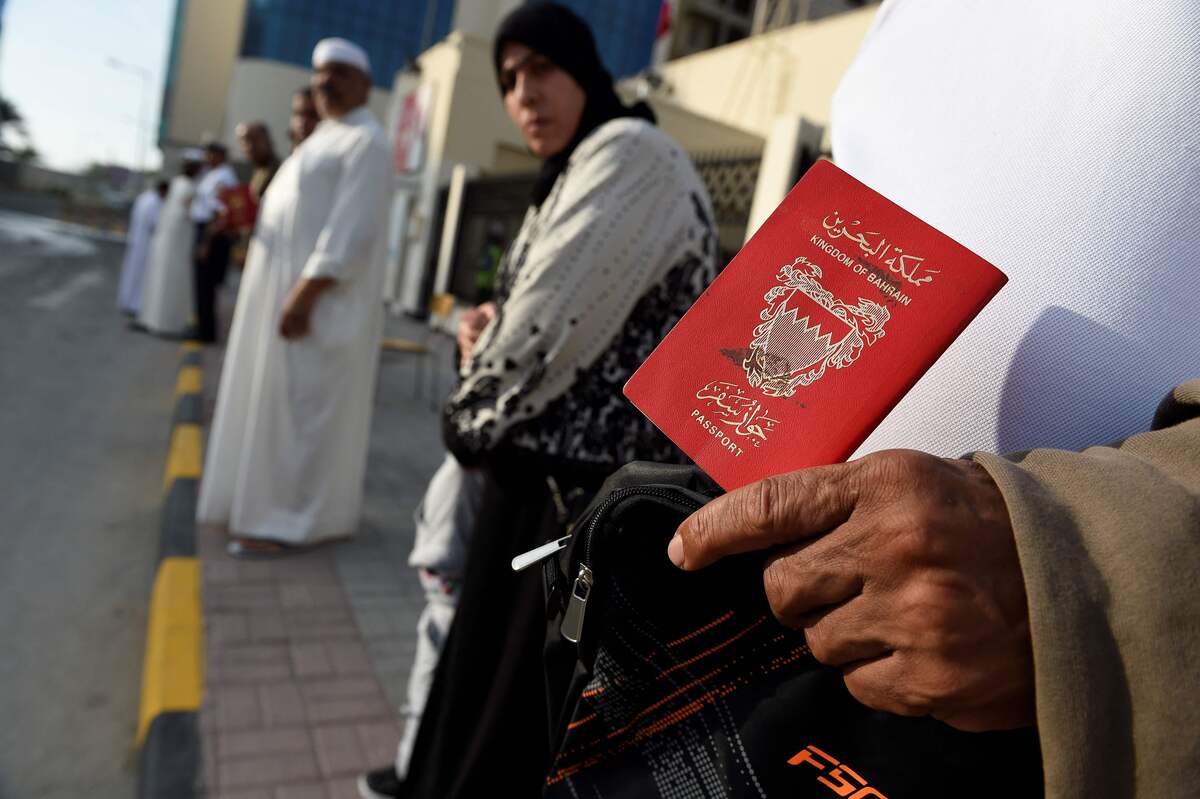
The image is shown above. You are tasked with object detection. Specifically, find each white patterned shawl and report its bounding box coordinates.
[444,117,717,466]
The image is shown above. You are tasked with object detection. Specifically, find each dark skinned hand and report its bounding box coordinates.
[279,276,335,340]
[669,449,1035,732]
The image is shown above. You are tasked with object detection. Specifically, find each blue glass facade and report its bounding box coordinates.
[556,0,659,79]
[158,0,190,144]
[239,0,455,87]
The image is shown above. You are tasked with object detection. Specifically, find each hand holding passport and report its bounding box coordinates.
[627,161,1034,732]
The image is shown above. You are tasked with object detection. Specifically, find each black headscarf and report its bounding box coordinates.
[493,1,656,206]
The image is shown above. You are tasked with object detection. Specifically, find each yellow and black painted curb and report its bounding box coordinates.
[137,341,205,799]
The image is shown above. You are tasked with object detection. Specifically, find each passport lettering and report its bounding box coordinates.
[625,161,1007,490]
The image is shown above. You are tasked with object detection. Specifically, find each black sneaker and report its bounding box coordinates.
[358,765,408,799]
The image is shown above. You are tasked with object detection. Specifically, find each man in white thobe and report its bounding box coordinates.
[140,154,204,337]
[197,38,391,554]
[117,179,167,315]
[191,141,240,342]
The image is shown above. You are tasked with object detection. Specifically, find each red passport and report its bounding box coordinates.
[220,184,258,232]
[624,160,1006,490]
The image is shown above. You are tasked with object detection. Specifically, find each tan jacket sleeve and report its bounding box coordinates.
[972,380,1200,799]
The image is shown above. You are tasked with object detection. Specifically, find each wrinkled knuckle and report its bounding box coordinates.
[804,623,832,663]
[683,509,716,557]
[745,476,782,536]
[843,673,903,716]
[895,687,936,717]
[762,565,801,628]
[892,505,939,558]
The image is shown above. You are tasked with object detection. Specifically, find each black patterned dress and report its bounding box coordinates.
[407,118,718,799]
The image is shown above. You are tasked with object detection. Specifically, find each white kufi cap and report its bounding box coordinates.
[312,37,370,74]
[182,148,206,162]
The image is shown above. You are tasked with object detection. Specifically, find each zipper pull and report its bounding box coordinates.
[560,564,593,644]
[511,534,572,572]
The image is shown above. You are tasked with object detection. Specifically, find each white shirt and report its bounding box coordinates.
[190,162,238,223]
[196,106,393,543]
[833,0,1200,458]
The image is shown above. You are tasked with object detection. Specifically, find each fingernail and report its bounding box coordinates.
[667,534,684,568]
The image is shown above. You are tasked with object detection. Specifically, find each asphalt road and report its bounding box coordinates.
[0,210,182,798]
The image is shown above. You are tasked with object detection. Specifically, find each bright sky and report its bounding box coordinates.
[0,0,172,174]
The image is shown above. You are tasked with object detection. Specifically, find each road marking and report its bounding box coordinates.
[136,556,203,745]
[175,366,203,396]
[28,270,105,310]
[163,424,202,491]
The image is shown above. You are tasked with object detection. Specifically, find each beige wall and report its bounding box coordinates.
[659,5,877,141]
[410,31,764,180]
[161,0,249,148]
[222,59,392,160]
[411,31,535,178]
[620,88,764,155]
[450,0,521,41]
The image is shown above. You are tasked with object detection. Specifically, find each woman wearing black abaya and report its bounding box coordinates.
[358,4,718,797]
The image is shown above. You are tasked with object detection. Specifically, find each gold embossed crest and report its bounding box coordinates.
[743,257,890,398]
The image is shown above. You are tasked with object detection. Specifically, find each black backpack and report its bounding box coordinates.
[538,462,1043,798]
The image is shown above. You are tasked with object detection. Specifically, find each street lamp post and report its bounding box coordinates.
[106,57,151,181]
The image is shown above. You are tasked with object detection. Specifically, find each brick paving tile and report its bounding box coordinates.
[207,612,250,646]
[216,727,311,760]
[207,583,282,611]
[259,681,307,727]
[247,609,288,642]
[282,608,359,641]
[313,723,371,777]
[300,677,384,701]
[203,560,242,585]
[325,776,362,799]
[355,721,403,767]
[273,785,327,799]
[280,583,348,609]
[290,641,336,678]
[218,751,321,790]
[329,640,373,676]
[216,790,272,799]
[305,697,391,725]
[204,738,219,795]
[210,684,263,731]
[209,643,292,684]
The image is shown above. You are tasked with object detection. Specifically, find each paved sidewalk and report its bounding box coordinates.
[198,311,454,798]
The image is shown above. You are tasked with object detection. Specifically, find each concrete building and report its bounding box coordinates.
[154,0,881,317]
[157,0,454,161]
[663,0,873,60]
[156,0,676,165]
[655,4,878,237]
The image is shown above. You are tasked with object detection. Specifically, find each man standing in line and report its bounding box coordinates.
[139,153,205,337]
[197,38,392,557]
[191,140,239,342]
[116,178,168,316]
[289,87,320,150]
[236,121,280,201]
[230,122,281,269]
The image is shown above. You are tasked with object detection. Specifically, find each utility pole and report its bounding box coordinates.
[107,57,151,179]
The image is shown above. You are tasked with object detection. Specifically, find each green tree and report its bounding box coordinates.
[0,96,38,162]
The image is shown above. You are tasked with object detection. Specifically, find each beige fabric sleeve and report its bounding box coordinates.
[972,380,1200,799]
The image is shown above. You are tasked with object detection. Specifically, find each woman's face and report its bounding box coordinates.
[499,42,586,159]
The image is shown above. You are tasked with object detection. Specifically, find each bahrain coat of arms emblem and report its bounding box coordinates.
[742,257,890,398]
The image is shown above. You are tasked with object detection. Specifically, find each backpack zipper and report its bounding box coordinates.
[560,486,705,644]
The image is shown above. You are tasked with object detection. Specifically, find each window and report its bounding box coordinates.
[239,0,453,86]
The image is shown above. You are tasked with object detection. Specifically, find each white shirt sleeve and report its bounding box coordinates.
[301,133,391,282]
